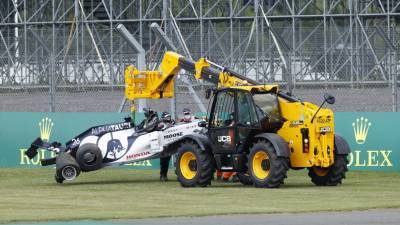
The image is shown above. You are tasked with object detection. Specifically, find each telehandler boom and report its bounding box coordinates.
[125,51,350,188]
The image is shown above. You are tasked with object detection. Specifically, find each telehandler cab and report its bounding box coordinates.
[125,51,350,188]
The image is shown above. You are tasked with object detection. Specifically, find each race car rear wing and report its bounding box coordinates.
[25,137,65,166]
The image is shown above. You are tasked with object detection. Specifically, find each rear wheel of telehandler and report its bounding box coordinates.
[248,140,289,188]
[175,141,214,187]
[308,154,348,186]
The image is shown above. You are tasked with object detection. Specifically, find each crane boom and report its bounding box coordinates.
[125,51,261,102]
[124,51,298,107]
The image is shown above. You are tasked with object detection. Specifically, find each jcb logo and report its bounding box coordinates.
[218,136,231,144]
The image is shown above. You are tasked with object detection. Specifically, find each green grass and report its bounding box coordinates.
[0,168,399,223]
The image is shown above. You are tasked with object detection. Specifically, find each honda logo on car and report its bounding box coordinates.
[126,151,151,160]
[218,136,231,144]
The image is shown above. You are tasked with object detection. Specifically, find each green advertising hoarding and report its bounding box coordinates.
[0,112,157,169]
[0,112,398,171]
[335,112,397,172]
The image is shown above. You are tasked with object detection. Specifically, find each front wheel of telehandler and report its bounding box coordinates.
[308,154,348,186]
[175,141,214,187]
[248,140,289,188]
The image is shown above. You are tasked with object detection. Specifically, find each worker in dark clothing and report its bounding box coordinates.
[159,112,174,181]
[160,156,171,181]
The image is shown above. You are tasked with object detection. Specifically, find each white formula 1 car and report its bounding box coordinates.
[25,108,208,183]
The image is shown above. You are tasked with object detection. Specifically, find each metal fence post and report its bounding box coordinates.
[50,53,55,112]
[116,24,146,112]
[394,51,398,112]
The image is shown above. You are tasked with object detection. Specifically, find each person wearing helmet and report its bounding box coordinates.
[159,111,175,181]
[135,108,159,133]
[180,108,196,123]
[158,111,174,131]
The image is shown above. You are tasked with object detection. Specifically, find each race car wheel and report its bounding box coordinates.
[175,141,214,187]
[55,173,64,184]
[76,144,103,172]
[61,165,78,181]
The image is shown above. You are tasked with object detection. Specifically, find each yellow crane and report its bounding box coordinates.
[124,51,350,188]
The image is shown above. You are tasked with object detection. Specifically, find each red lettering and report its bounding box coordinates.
[126,151,151,160]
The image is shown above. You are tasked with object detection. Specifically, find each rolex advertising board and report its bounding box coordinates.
[335,112,397,172]
[0,112,157,169]
[0,112,398,171]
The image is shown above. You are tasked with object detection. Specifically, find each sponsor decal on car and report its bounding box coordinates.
[164,132,183,139]
[91,122,131,135]
[126,151,151,160]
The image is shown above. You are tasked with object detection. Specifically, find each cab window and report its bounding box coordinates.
[237,91,259,127]
[211,91,235,128]
[252,92,281,123]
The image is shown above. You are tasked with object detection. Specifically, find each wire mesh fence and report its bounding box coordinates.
[0,23,399,113]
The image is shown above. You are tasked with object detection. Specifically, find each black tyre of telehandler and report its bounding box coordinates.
[236,172,253,185]
[175,141,214,187]
[308,154,348,186]
[248,140,289,188]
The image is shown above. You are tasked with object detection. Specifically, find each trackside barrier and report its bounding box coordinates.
[0,112,398,172]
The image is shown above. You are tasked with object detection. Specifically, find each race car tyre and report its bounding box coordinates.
[55,173,64,184]
[248,140,289,188]
[61,165,78,181]
[76,144,103,172]
[308,154,348,186]
[175,141,214,187]
[55,151,81,183]
[236,172,253,185]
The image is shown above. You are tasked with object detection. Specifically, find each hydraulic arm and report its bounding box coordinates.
[124,51,298,115]
[124,51,260,104]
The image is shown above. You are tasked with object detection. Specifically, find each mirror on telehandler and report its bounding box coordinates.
[324,93,335,104]
[311,93,336,123]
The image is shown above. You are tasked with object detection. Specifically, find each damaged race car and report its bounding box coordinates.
[25,108,208,183]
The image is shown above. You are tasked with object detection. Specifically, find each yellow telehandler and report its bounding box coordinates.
[125,51,350,188]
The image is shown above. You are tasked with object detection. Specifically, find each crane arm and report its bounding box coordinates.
[125,51,260,102]
[124,50,298,117]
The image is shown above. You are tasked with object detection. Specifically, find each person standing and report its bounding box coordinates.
[160,109,197,181]
[159,112,174,181]
[180,108,196,122]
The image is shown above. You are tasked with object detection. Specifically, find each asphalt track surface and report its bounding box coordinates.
[9,209,400,225]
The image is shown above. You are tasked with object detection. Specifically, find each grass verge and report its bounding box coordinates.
[0,168,399,223]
